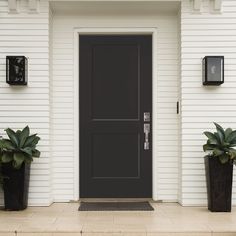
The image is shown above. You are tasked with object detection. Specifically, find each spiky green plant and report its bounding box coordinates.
[0,126,40,170]
[203,122,236,164]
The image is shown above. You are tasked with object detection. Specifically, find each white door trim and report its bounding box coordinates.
[73,27,158,201]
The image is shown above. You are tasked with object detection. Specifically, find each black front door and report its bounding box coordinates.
[80,35,152,198]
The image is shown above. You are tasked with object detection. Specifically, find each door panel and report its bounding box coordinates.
[92,44,139,120]
[91,133,140,178]
[80,35,152,198]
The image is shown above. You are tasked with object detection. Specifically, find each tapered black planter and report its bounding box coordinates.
[2,163,30,211]
[205,156,233,212]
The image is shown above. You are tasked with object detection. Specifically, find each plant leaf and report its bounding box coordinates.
[214,132,222,144]
[226,130,236,143]
[228,149,236,159]
[214,122,225,144]
[31,136,40,147]
[13,152,25,169]
[19,126,30,148]
[225,128,233,140]
[214,122,225,135]
[20,147,32,156]
[1,152,13,163]
[230,136,236,145]
[219,154,229,164]
[203,144,215,152]
[204,132,219,145]
[16,130,21,138]
[23,134,37,148]
[5,128,19,147]
[0,139,15,150]
[32,149,40,158]
[213,148,224,156]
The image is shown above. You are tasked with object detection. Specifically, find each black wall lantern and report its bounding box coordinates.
[202,56,224,86]
[6,56,28,85]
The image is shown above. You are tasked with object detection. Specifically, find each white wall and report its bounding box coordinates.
[52,8,180,202]
[0,0,180,206]
[0,0,51,205]
[3,0,236,207]
[180,0,236,206]
[2,0,236,206]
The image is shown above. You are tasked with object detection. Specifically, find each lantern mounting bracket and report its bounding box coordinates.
[214,0,222,11]
[8,0,40,13]
[191,0,222,12]
[29,0,39,13]
[192,0,201,11]
[8,0,18,13]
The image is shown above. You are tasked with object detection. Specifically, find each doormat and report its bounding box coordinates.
[78,201,154,211]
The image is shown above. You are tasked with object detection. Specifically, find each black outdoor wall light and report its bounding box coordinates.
[202,56,224,85]
[6,56,28,85]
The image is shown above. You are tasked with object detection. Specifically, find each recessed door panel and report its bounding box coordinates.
[91,133,140,178]
[92,44,140,120]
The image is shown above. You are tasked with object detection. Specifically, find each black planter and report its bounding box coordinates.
[1,163,30,211]
[205,156,233,212]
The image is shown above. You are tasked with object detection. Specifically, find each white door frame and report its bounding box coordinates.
[73,27,158,201]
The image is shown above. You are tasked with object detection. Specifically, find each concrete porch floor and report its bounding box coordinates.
[0,203,235,236]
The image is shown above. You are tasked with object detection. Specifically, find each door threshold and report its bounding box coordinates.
[78,198,153,202]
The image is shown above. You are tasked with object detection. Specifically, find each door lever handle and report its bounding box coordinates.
[144,123,150,150]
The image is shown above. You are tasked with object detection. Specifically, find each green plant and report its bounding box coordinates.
[0,126,40,169]
[203,122,236,164]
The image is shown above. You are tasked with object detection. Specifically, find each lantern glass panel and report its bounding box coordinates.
[6,56,27,85]
[207,57,223,83]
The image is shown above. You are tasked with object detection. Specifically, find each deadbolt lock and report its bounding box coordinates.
[144,112,151,122]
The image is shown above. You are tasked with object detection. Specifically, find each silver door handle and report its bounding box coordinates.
[144,123,150,150]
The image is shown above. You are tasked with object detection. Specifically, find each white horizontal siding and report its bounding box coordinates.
[180,0,236,206]
[52,11,179,202]
[0,0,51,206]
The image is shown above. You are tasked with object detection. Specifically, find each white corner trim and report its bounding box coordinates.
[73,30,79,201]
[8,0,18,13]
[73,27,159,201]
[214,0,222,11]
[28,0,39,13]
